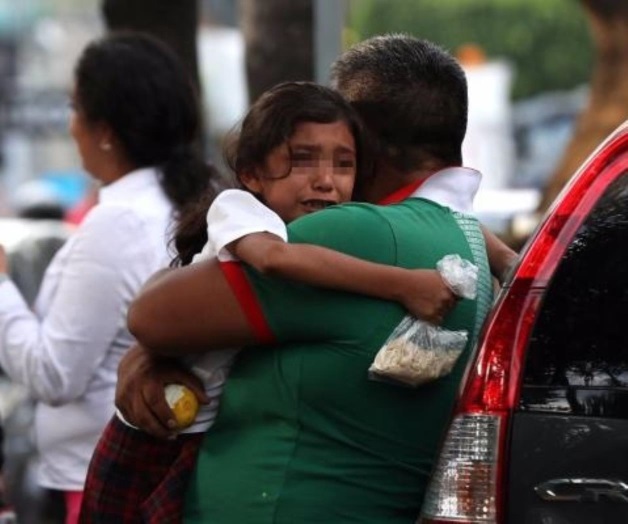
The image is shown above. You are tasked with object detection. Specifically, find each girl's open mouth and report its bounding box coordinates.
[301,199,336,212]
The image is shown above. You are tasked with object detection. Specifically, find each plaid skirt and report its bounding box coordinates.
[79,416,204,524]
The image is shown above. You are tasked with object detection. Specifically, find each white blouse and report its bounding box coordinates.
[0,167,174,490]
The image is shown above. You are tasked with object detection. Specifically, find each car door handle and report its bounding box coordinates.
[535,478,628,503]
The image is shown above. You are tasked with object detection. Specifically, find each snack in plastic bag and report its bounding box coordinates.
[369,318,468,386]
[368,254,478,387]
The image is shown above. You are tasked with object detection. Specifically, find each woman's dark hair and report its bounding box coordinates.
[223,81,371,188]
[74,31,219,265]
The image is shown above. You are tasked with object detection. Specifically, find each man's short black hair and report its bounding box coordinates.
[331,34,468,171]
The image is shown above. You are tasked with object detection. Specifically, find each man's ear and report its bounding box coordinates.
[239,170,263,194]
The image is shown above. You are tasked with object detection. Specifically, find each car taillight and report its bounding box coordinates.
[419,124,628,524]
[420,414,502,523]
[419,281,537,524]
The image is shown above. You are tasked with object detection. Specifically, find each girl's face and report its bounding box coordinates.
[242,120,356,223]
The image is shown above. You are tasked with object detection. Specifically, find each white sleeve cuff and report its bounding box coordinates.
[206,189,288,262]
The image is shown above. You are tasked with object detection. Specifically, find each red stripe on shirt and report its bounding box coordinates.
[220,261,275,344]
[378,178,428,205]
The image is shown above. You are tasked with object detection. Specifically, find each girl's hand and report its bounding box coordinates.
[0,245,8,273]
[400,269,457,324]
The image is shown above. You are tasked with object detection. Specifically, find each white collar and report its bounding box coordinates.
[99,167,160,205]
[412,167,481,213]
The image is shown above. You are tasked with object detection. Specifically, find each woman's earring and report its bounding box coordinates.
[100,142,112,152]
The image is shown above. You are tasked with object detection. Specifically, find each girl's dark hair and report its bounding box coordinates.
[169,183,224,266]
[171,81,371,267]
[224,81,371,188]
[74,31,219,265]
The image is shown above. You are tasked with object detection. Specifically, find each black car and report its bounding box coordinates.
[420,121,628,523]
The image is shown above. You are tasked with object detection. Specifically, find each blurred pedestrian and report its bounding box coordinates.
[0,32,218,524]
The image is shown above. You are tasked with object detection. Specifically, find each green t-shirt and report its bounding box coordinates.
[184,198,492,523]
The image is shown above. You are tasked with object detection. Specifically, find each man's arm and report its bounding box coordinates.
[129,204,400,357]
[481,225,518,284]
[123,260,255,436]
[127,259,255,357]
[122,204,403,436]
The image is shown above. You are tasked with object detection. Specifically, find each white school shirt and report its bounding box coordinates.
[180,189,287,433]
[0,167,174,490]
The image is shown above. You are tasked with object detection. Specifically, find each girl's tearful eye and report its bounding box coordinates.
[335,152,356,173]
[337,158,355,170]
[290,150,317,168]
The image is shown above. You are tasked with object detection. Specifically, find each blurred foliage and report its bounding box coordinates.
[347,0,593,99]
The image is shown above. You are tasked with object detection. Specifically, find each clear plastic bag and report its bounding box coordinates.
[436,254,478,300]
[368,254,478,387]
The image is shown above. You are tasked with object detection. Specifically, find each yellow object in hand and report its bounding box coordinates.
[164,384,199,429]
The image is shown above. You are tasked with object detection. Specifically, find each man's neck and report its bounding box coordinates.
[363,160,449,203]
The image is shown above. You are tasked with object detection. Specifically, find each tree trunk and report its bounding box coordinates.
[539,0,628,211]
[101,0,200,91]
[238,0,314,103]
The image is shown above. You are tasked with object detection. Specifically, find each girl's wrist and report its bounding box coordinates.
[384,268,409,304]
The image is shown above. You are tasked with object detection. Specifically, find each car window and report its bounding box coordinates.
[520,170,628,414]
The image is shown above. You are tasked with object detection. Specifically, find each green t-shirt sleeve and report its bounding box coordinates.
[231,204,403,344]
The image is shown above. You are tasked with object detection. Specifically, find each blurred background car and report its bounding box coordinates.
[420,120,628,524]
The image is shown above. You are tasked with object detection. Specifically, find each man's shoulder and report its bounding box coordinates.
[286,199,452,244]
[288,200,426,229]
[287,202,392,244]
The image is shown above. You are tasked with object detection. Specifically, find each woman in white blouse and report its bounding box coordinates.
[0,32,218,524]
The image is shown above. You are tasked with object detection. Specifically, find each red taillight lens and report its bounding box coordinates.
[461,285,542,415]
